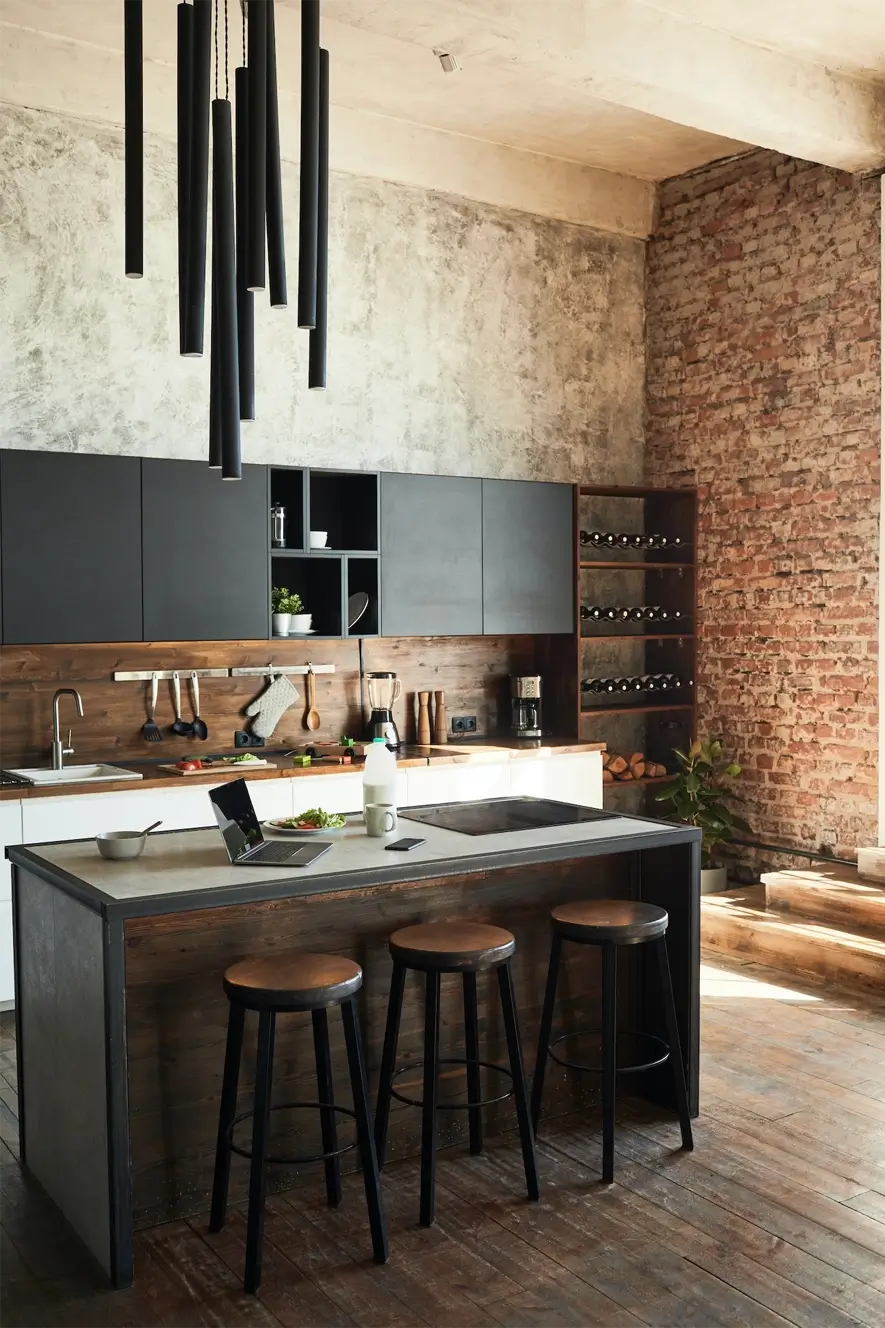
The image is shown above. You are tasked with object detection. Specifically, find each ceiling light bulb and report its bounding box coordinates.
[434,49,461,73]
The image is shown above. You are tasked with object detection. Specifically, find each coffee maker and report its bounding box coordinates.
[511,675,543,738]
[366,671,402,748]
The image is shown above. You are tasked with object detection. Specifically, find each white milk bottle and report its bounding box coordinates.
[362,737,398,818]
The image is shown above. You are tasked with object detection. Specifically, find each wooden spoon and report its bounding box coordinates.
[305,668,321,731]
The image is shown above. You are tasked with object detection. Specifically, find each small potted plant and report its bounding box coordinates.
[271,586,297,637]
[655,738,751,893]
[287,592,312,634]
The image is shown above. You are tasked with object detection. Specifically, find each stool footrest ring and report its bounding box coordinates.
[229,1101,358,1166]
[390,1057,513,1111]
[547,1029,670,1075]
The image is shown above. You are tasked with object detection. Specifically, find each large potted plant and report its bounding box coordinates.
[655,738,751,893]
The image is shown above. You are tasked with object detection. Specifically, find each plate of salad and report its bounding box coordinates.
[266,808,348,835]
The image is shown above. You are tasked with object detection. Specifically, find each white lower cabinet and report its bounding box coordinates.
[404,762,512,808]
[508,752,603,808]
[0,801,22,1005]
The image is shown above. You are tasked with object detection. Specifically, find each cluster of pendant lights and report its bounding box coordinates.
[123,0,330,479]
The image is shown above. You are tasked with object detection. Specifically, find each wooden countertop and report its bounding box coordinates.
[0,740,606,800]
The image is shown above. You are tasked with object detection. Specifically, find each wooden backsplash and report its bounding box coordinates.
[0,637,541,766]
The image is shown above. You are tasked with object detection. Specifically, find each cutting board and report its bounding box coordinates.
[157,760,274,777]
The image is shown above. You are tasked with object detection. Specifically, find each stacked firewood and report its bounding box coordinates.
[602,751,668,783]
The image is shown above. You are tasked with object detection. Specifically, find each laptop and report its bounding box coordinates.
[209,778,334,868]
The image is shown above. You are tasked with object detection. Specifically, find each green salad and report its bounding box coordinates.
[221,753,261,764]
[277,808,347,830]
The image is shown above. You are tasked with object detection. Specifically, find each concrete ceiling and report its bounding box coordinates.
[1,0,883,239]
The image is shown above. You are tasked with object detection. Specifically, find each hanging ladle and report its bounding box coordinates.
[190,671,209,741]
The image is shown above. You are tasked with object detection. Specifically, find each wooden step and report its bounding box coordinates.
[701,886,885,994]
[763,864,885,934]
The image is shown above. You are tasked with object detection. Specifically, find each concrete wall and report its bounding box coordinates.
[0,104,646,483]
[646,149,880,856]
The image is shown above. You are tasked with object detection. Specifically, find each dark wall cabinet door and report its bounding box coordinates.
[482,479,574,635]
[142,460,268,641]
[0,450,143,644]
[380,474,482,637]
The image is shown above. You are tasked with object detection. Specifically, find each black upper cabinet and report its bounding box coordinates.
[0,450,143,644]
[380,473,482,637]
[482,479,574,635]
[142,460,268,641]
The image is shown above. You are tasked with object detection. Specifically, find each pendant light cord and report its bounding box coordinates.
[224,0,229,98]
[241,0,247,65]
[214,0,219,97]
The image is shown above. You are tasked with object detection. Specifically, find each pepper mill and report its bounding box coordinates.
[417,691,432,746]
[433,690,447,744]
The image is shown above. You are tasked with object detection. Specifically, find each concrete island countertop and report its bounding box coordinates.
[8,807,696,918]
[0,738,605,801]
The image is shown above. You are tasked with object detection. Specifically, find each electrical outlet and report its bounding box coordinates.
[451,715,477,734]
[234,730,265,748]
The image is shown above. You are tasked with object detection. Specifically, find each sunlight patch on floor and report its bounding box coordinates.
[700,960,822,1002]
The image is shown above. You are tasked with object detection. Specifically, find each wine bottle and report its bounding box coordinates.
[581,678,606,694]
[643,606,660,622]
[603,532,617,548]
[669,674,683,690]
[604,607,619,621]
[630,677,644,692]
[669,608,684,621]
[602,678,618,693]
[616,606,631,622]
[657,674,670,691]
[629,606,644,621]
[641,675,658,692]
[579,530,604,547]
[616,533,630,548]
[657,606,671,621]
[617,678,631,693]
[631,534,645,549]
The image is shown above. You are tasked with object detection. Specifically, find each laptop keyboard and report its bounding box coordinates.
[245,842,305,864]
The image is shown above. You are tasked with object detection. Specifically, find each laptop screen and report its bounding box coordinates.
[209,778,265,863]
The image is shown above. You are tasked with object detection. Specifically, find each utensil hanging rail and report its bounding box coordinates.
[113,664,336,682]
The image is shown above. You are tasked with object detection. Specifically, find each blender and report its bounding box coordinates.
[365,671,402,747]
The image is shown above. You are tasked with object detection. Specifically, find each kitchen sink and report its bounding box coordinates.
[7,764,144,787]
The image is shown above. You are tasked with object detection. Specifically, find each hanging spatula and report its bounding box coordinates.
[142,673,163,743]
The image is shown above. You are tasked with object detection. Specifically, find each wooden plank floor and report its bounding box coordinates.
[3,951,885,1327]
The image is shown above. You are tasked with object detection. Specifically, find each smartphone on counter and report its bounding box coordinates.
[384,837,426,852]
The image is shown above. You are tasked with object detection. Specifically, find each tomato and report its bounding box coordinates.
[177,759,201,771]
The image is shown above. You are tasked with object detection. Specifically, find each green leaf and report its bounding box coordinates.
[685,772,701,794]
[724,763,741,777]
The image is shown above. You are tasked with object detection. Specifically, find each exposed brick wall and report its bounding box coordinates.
[645,151,880,856]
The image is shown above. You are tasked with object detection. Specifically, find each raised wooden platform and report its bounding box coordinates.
[701,864,885,993]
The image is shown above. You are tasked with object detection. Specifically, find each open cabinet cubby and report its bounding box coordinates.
[271,554,343,638]
[308,470,378,553]
[345,557,379,637]
[575,484,699,807]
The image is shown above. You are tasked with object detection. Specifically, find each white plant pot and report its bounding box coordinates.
[700,866,729,895]
[272,613,291,636]
[290,613,312,634]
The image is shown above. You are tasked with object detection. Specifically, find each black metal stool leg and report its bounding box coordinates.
[420,970,441,1226]
[530,933,562,1133]
[601,944,617,1184]
[374,961,406,1168]
[497,962,541,1201]
[312,1007,342,1207]
[462,972,483,1155]
[341,998,389,1264]
[655,936,694,1151]
[209,1001,245,1232]
[244,1009,275,1294]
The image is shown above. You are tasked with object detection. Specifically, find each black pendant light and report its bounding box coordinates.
[182,0,212,355]
[133,0,332,467]
[235,62,255,419]
[123,0,143,278]
[308,48,329,389]
[265,0,287,308]
[245,0,267,292]
[177,2,194,350]
[298,0,320,328]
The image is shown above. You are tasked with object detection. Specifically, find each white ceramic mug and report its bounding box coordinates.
[365,803,397,837]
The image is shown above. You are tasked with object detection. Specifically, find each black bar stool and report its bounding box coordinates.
[209,952,388,1292]
[530,900,693,1183]
[374,921,540,1226]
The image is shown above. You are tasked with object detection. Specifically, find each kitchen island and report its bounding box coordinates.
[8,804,700,1288]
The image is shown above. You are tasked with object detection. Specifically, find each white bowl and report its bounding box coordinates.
[96,830,147,861]
[309,530,328,549]
[290,613,313,633]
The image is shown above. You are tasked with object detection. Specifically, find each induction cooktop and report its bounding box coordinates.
[399,797,618,837]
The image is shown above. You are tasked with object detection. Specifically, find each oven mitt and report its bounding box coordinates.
[244,674,300,740]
